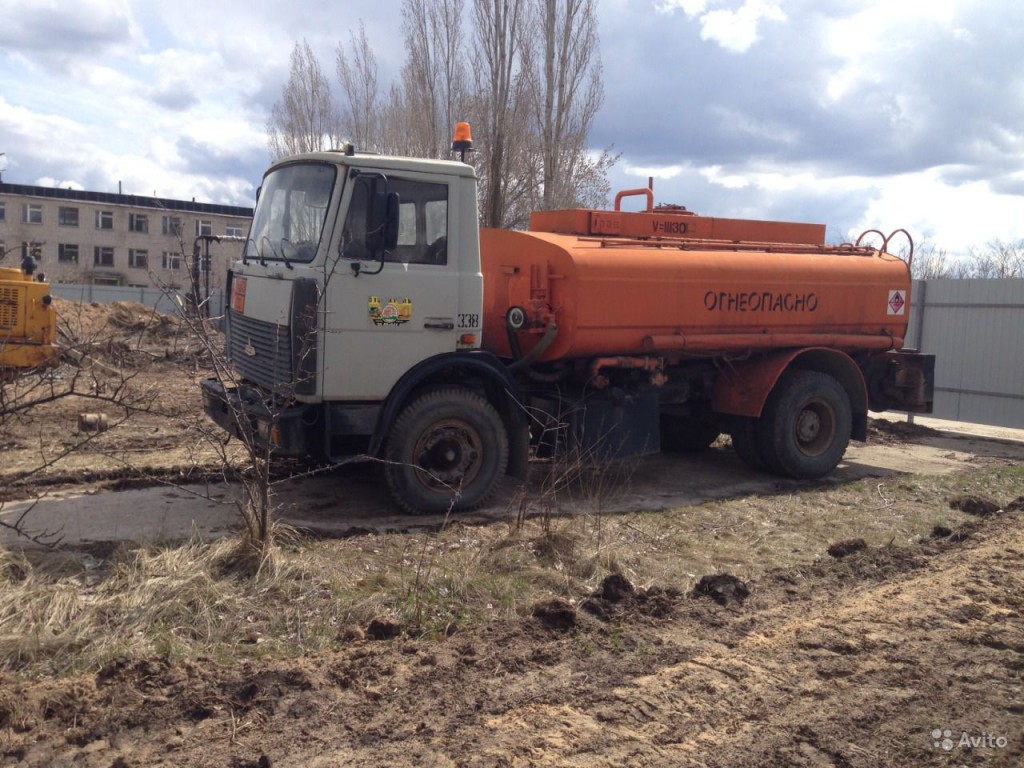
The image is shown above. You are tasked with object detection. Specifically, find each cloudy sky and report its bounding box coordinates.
[2,0,1022,255]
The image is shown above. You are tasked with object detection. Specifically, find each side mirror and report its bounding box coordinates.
[384,192,400,250]
[368,189,400,253]
[348,172,398,277]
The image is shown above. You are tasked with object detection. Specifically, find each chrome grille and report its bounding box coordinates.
[228,309,293,392]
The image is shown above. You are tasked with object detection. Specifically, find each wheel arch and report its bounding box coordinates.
[712,347,868,441]
[369,351,529,479]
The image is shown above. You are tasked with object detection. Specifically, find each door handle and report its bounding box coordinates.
[424,319,455,330]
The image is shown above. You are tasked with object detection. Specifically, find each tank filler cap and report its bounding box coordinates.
[506,306,528,330]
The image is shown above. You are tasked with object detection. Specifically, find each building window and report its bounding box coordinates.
[162,251,181,270]
[95,210,113,230]
[94,246,115,267]
[58,206,80,227]
[226,224,245,238]
[129,249,149,269]
[129,213,149,233]
[21,242,43,259]
[58,244,79,263]
[23,204,43,224]
[162,215,182,236]
[0,202,6,221]
[196,219,213,237]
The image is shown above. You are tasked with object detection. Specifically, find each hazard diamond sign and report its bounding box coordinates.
[887,289,906,316]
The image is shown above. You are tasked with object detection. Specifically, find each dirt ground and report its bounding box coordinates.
[2,510,1022,767]
[2,301,1023,766]
[0,299,236,504]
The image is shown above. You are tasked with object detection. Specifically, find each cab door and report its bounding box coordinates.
[322,170,461,400]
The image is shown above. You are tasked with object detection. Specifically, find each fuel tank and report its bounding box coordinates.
[479,226,913,363]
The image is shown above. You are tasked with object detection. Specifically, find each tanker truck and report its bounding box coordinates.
[201,126,934,513]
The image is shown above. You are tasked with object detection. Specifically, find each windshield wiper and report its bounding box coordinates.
[259,235,275,266]
[279,239,296,269]
[242,237,256,266]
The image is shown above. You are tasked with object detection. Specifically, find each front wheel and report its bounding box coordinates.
[756,371,852,479]
[385,388,508,514]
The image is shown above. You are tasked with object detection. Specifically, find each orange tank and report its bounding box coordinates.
[480,208,912,364]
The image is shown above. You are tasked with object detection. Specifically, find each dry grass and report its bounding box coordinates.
[1,463,1021,678]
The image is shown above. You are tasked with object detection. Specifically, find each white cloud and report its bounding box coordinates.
[615,149,1024,254]
[0,0,143,69]
[822,0,960,103]
[655,0,786,52]
[655,0,708,14]
[622,163,688,180]
[699,0,786,53]
[856,169,1024,253]
[34,178,85,191]
[700,165,751,189]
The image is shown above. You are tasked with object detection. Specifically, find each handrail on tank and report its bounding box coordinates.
[590,237,876,257]
[614,187,655,213]
[855,228,915,271]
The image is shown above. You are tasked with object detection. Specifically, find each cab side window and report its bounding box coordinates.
[341,177,449,265]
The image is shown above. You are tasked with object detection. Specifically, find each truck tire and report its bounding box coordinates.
[756,370,852,479]
[729,417,768,471]
[385,388,509,514]
[660,415,720,452]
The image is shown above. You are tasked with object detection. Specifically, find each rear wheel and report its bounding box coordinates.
[385,388,508,514]
[756,371,852,478]
[729,416,768,471]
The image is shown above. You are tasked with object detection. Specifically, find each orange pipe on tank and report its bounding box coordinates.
[642,333,901,353]
[614,187,654,212]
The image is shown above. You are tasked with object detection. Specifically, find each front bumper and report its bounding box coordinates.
[201,377,315,456]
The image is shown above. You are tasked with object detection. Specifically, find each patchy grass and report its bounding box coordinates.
[1,463,1021,678]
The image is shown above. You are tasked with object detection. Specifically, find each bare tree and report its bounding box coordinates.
[470,0,532,227]
[910,242,954,280]
[966,240,1024,279]
[524,0,614,212]
[336,22,381,151]
[267,40,340,159]
[912,239,1024,280]
[408,0,470,157]
[270,4,616,227]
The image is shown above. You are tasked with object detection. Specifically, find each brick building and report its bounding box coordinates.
[0,182,252,291]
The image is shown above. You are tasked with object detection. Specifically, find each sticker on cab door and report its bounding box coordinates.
[369,296,413,326]
[887,290,906,316]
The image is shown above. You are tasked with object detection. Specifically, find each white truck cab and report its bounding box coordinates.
[232,152,483,399]
[203,148,526,513]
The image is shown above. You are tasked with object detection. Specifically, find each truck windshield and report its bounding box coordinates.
[245,163,336,264]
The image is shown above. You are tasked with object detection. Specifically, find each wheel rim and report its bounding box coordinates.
[793,398,837,457]
[413,418,484,491]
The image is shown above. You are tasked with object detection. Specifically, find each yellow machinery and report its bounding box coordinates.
[0,258,59,376]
